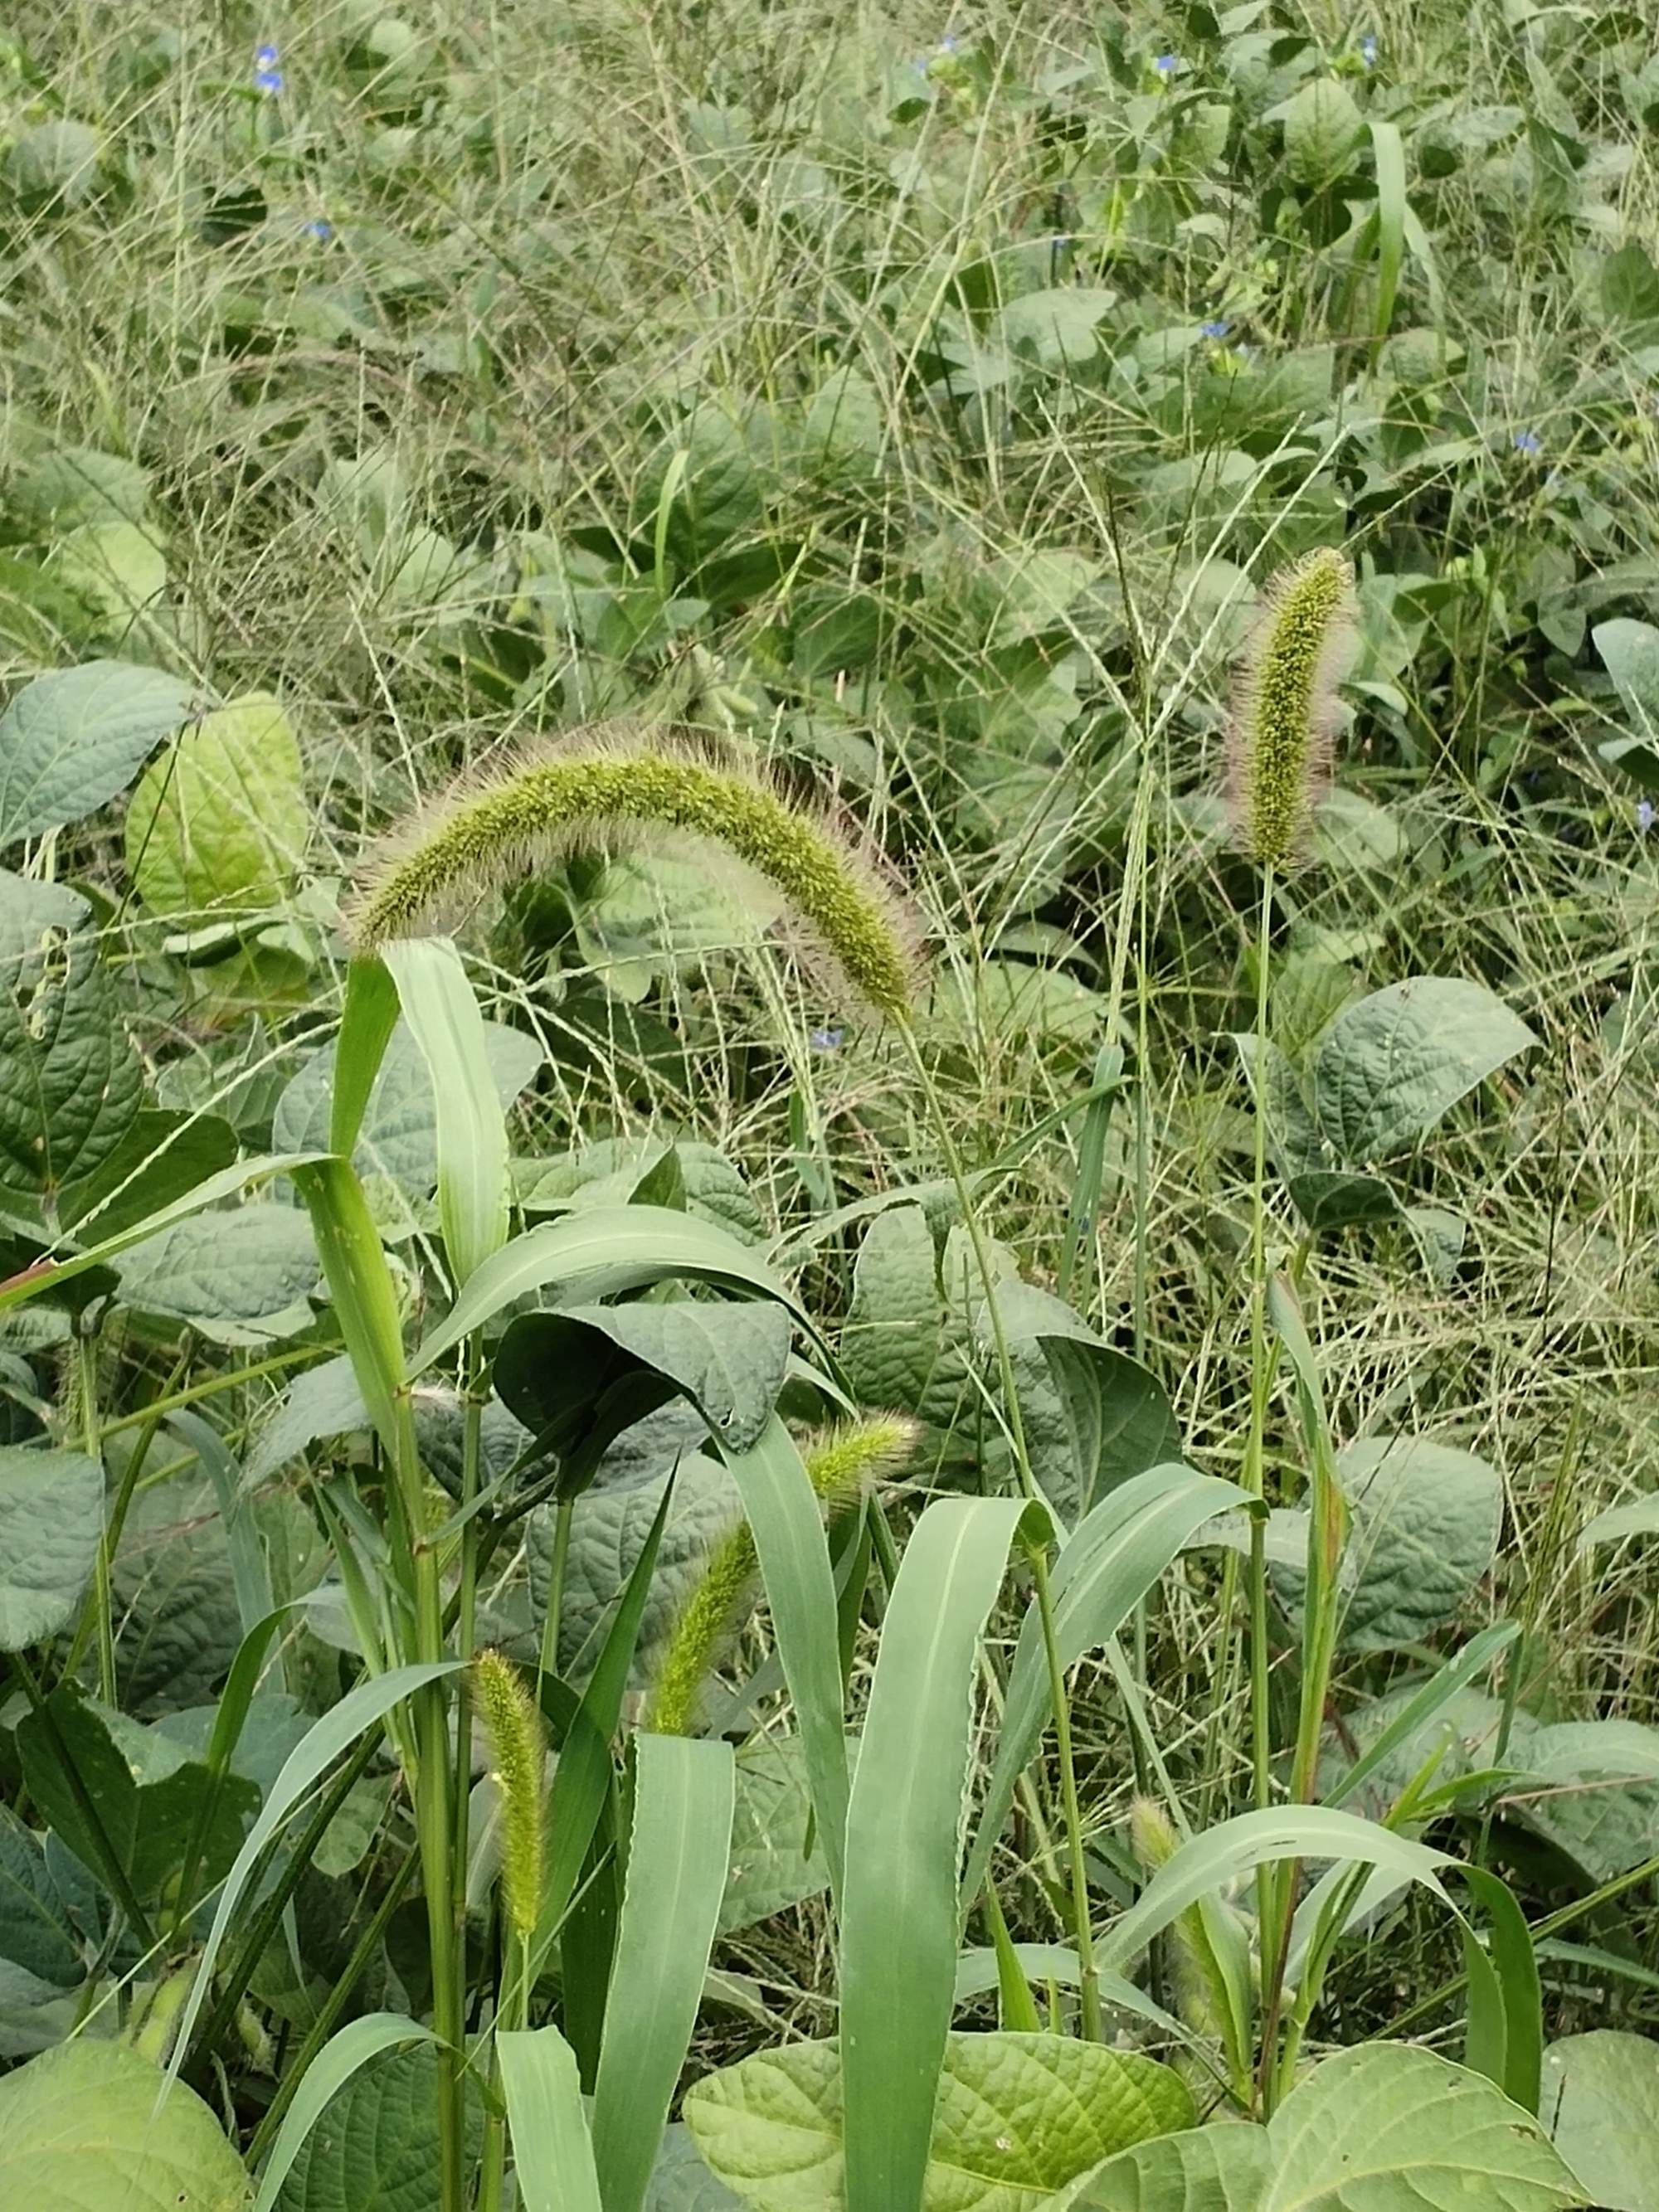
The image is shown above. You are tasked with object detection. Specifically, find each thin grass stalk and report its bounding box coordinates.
[897,1021,1103,2044]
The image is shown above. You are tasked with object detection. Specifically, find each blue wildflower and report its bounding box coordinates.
[1640,799,1654,833]
[304,218,333,241]
[1201,318,1231,339]
[254,43,282,94]
[939,34,959,52]
[808,1027,845,1053]
[1360,33,1379,66]
[1155,53,1178,75]
[1513,430,1543,457]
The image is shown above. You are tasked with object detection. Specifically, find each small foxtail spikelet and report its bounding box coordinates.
[646,1415,917,1736]
[1226,547,1356,869]
[474,1650,546,1942]
[1130,1797,1252,2093]
[348,725,921,1019]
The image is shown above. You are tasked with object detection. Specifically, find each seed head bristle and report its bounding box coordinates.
[1226,548,1355,870]
[474,1650,546,1941]
[645,1415,917,1737]
[348,723,922,1019]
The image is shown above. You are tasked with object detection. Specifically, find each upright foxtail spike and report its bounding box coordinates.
[474,1650,546,1942]
[348,725,921,1019]
[1226,548,1355,870]
[646,1416,917,1738]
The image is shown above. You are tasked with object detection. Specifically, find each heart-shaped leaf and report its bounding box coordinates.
[685,2034,1194,2212]
[0,2039,251,2210]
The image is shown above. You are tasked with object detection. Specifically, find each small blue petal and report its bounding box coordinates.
[1155,52,1178,73]
[255,67,283,93]
[1360,33,1379,64]
[809,1027,845,1053]
[939,34,959,52]
[1512,430,1543,455]
[1639,799,1654,833]
[305,218,333,241]
[1200,318,1231,339]
[255,43,279,66]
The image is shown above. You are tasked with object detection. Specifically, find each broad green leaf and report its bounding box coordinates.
[274,1018,542,1204]
[246,1356,367,1485]
[0,659,197,844]
[46,520,167,630]
[591,1735,736,2212]
[0,2039,251,2210]
[1578,1494,1659,1550]
[17,1685,259,1903]
[499,1300,792,1459]
[126,691,308,921]
[647,2127,743,2212]
[839,1204,955,1424]
[537,1455,737,1687]
[1596,620,1659,760]
[1070,2124,1271,2211]
[1261,2043,1581,2212]
[0,1445,102,1650]
[687,2034,1194,2212]
[500,2025,603,2212]
[0,1803,81,1986]
[58,1108,240,1241]
[0,869,87,972]
[721,1735,828,1935]
[1282,78,1364,182]
[1542,2032,1659,2212]
[114,1203,319,1342]
[964,1466,1247,1909]
[1272,1437,1501,1653]
[1077,2045,1581,2212]
[410,1207,802,1377]
[840,1497,1048,2212]
[1516,1719,1659,1880]
[1311,977,1537,1163]
[1329,1623,1519,1813]
[0,1152,328,1318]
[380,937,508,1288]
[11,445,153,531]
[253,2015,434,2212]
[274,2041,483,2211]
[107,1458,242,1714]
[0,919,144,1199]
[1602,243,1659,332]
[522,1137,766,1247]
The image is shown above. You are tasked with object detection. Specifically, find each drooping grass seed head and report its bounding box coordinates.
[474,1650,546,1942]
[348,724,922,1020]
[1226,548,1355,870]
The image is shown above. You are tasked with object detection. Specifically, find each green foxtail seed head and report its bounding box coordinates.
[1226,547,1355,869]
[646,1415,917,1736]
[348,725,921,1019]
[474,1650,546,1942]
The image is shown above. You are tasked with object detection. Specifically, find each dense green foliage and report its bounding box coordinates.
[0,1,1657,2206]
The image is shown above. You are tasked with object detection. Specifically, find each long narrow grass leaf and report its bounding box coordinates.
[840,1495,1047,2212]
[500,2026,605,2212]
[381,936,509,1288]
[589,1734,735,2212]
[720,1413,851,1908]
